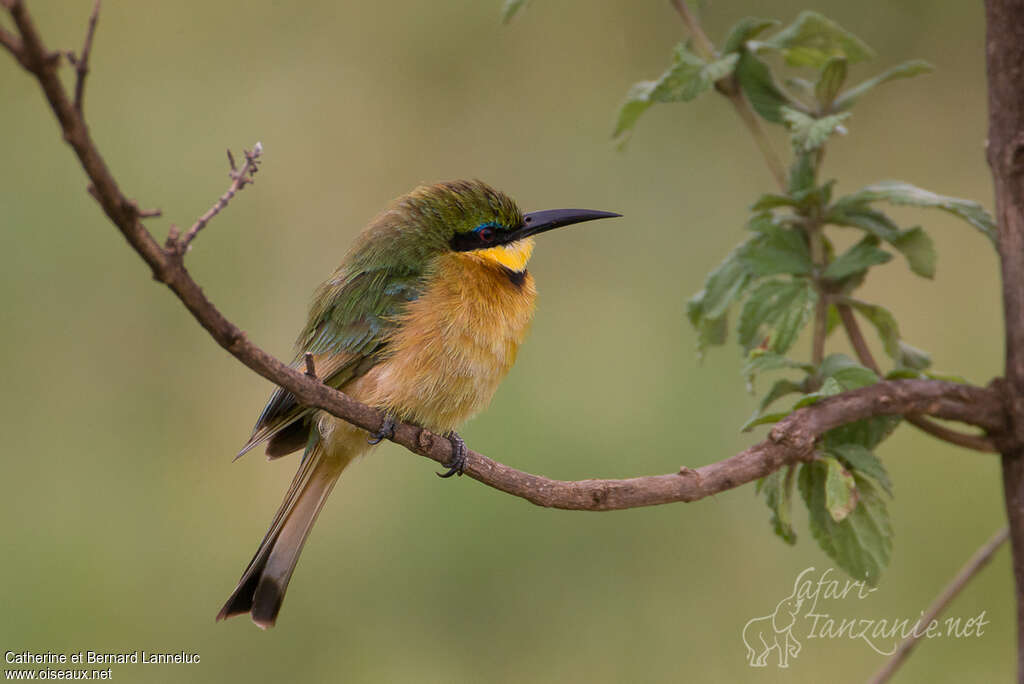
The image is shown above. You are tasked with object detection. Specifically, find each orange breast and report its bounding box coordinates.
[342,251,537,433]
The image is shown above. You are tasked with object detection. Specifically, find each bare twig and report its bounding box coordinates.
[838,303,997,453]
[68,0,99,114]
[669,0,787,190]
[177,142,262,253]
[870,526,1010,684]
[0,1,1011,513]
[304,352,317,379]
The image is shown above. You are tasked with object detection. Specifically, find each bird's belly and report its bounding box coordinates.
[343,253,537,433]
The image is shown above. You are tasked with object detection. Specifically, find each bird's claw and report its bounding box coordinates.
[367,414,396,445]
[436,432,467,478]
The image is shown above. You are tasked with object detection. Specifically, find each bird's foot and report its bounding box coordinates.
[437,432,467,478]
[367,413,397,445]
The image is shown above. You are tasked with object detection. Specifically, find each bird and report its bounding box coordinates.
[216,179,619,628]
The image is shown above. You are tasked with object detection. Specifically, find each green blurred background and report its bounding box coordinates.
[0,0,1010,681]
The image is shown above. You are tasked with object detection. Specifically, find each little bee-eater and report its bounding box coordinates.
[217,180,619,628]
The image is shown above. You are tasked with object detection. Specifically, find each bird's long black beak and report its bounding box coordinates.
[512,208,621,240]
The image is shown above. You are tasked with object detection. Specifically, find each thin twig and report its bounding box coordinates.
[838,303,997,452]
[0,22,22,60]
[177,142,262,253]
[70,0,99,114]
[303,352,317,379]
[669,0,787,190]
[870,526,1010,684]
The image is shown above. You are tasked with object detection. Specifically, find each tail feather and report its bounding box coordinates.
[217,441,349,628]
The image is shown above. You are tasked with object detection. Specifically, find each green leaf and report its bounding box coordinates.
[761,468,797,544]
[735,51,792,123]
[738,225,813,276]
[751,194,798,211]
[691,248,752,320]
[740,410,791,431]
[789,151,816,194]
[823,456,858,522]
[833,59,934,111]
[722,17,780,54]
[819,353,879,390]
[612,81,657,142]
[800,464,892,585]
[823,236,892,281]
[744,378,805,431]
[738,279,817,353]
[842,180,997,244]
[501,0,529,23]
[891,226,936,278]
[742,350,815,380]
[825,204,901,242]
[815,56,848,108]
[687,247,753,353]
[613,48,739,142]
[829,443,892,496]
[848,299,900,360]
[898,341,932,371]
[826,415,901,451]
[782,108,851,152]
[793,376,843,408]
[762,11,875,68]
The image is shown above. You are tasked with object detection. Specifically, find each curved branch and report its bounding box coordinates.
[0,0,1009,512]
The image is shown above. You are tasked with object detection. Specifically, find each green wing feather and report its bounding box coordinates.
[237,261,424,459]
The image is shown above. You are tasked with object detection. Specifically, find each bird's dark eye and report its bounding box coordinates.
[478,227,496,243]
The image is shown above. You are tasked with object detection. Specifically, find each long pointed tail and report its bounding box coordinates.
[217,440,352,629]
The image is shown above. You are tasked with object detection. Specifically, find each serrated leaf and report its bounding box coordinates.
[800,464,892,585]
[816,56,848,107]
[891,226,936,278]
[722,17,780,54]
[501,0,529,23]
[782,107,851,152]
[738,279,817,353]
[823,236,892,281]
[691,248,752,320]
[829,443,892,496]
[823,456,858,522]
[819,353,879,390]
[763,11,875,68]
[738,225,813,276]
[735,51,792,123]
[761,468,797,544]
[687,247,754,353]
[842,181,997,244]
[613,48,739,142]
[848,299,900,360]
[834,59,934,111]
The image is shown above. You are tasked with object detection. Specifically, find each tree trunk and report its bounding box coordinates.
[985,1,1024,680]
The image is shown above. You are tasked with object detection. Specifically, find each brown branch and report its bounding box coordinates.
[838,303,998,453]
[66,0,99,114]
[176,143,261,254]
[870,526,1010,684]
[0,0,1011,514]
[669,0,787,191]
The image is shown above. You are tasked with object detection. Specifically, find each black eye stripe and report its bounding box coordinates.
[449,222,509,252]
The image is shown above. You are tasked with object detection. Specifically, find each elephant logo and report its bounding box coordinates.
[742,583,805,668]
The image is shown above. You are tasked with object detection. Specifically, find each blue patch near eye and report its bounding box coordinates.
[473,221,501,233]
